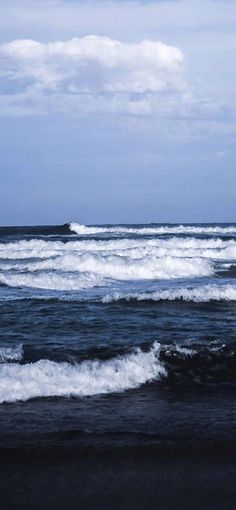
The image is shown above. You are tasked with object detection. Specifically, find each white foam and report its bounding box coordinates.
[1,237,235,263]
[164,345,196,357]
[0,236,235,259]
[1,235,235,291]
[0,272,103,291]
[0,342,166,404]
[0,239,61,260]
[102,284,236,303]
[0,344,23,363]
[70,222,236,236]
[0,255,213,290]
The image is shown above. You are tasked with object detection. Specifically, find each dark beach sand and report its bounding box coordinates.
[1,446,236,510]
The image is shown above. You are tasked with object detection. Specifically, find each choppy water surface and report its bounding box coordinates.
[0,223,236,450]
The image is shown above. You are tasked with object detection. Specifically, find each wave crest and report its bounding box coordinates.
[70,222,236,236]
[0,342,166,404]
[102,284,236,303]
[0,344,23,363]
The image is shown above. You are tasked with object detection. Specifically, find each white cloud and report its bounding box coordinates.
[0,35,186,115]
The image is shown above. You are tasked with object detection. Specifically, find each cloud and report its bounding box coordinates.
[0,35,186,115]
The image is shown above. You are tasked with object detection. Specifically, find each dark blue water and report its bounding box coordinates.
[0,223,236,452]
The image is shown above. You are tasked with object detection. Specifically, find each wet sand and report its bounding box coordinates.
[1,447,236,510]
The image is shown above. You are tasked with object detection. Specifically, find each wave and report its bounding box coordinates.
[0,239,64,260]
[0,344,23,363]
[1,237,235,261]
[0,256,213,290]
[0,342,166,404]
[102,284,236,303]
[161,341,236,385]
[22,254,214,280]
[0,272,103,291]
[0,283,235,303]
[1,340,236,403]
[0,234,235,292]
[1,223,235,240]
[70,222,236,236]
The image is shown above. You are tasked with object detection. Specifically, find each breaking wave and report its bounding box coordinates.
[0,227,235,292]
[0,342,166,404]
[0,256,213,290]
[0,344,23,363]
[70,222,236,236]
[1,340,236,404]
[102,284,236,303]
[1,236,235,260]
[0,272,103,291]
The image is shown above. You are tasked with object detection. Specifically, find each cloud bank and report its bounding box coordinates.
[0,35,186,115]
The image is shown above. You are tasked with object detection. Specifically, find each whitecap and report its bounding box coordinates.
[102,284,236,303]
[0,342,166,404]
[0,344,23,363]
[70,222,236,236]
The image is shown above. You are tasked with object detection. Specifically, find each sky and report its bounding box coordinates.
[0,0,235,225]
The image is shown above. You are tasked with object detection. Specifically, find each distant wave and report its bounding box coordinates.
[0,342,165,404]
[70,222,236,236]
[1,223,236,239]
[102,284,236,303]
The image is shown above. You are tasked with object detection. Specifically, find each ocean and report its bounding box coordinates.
[0,222,236,508]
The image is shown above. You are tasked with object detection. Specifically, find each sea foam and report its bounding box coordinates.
[0,255,213,290]
[0,344,23,363]
[102,284,236,303]
[0,234,235,291]
[0,342,166,404]
[0,237,235,261]
[0,272,103,291]
[70,222,236,236]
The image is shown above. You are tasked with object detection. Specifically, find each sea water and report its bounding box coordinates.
[0,223,236,450]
